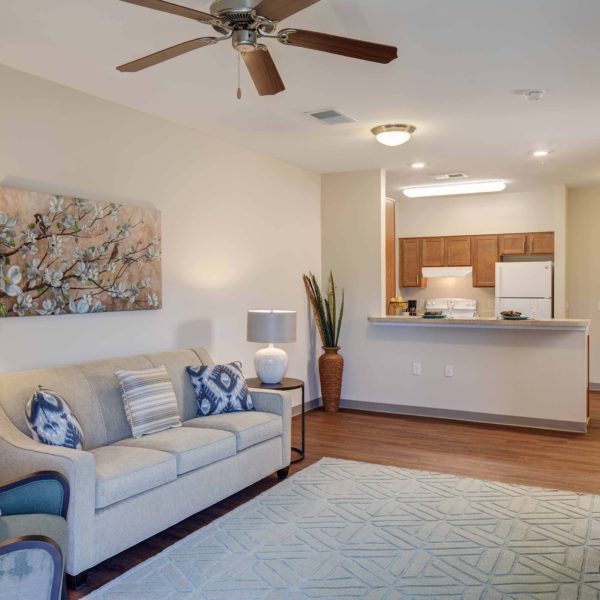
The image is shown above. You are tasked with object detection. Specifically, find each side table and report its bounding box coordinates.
[246,377,305,464]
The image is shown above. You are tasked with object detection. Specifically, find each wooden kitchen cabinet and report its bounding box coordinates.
[528,232,554,255]
[445,236,471,266]
[422,237,445,266]
[399,238,425,288]
[472,235,499,287]
[499,234,527,256]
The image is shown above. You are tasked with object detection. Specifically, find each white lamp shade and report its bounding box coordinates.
[247,310,297,344]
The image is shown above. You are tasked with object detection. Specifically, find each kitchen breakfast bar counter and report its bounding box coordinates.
[369,316,590,331]
[356,316,591,432]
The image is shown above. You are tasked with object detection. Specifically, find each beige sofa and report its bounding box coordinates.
[0,347,291,586]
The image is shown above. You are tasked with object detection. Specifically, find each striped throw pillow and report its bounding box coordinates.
[115,366,181,439]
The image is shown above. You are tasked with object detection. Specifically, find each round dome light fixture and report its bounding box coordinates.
[371,124,416,147]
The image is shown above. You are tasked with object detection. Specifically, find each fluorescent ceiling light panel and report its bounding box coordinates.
[403,180,506,198]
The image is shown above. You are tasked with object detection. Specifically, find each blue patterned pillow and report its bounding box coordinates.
[25,387,85,450]
[186,362,255,417]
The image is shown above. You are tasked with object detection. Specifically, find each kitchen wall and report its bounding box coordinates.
[0,65,321,404]
[567,187,600,385]
[393,187,568,317]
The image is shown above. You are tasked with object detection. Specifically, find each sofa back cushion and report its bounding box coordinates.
[0,348,213,450]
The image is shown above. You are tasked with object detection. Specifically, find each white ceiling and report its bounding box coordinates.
[1,0,600,198]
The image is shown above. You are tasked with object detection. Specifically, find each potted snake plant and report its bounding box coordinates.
[303,272,345,412]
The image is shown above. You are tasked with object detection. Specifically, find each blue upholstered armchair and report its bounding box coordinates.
[0,471,70,600]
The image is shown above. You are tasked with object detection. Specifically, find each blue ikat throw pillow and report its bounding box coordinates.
[186,362,255,417]
[25,386,85,450]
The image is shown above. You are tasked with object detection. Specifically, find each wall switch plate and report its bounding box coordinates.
[445,364,454,377]
[412,362,422,376]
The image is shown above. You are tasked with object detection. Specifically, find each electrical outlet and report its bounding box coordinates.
[445,364,454,377]
[412,362,422,376]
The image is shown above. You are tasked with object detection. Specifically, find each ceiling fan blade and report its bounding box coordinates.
[117,37,216,72]
[242,49,285,96]
[255,0,320,22]
[284,29,398,64]
[120,0,218,25]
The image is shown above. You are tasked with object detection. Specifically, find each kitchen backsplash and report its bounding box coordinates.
[399,277,495,316]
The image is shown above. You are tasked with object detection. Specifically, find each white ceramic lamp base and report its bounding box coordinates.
[254,344,288,384]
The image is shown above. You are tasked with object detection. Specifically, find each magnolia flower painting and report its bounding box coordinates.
[0,186,162,318]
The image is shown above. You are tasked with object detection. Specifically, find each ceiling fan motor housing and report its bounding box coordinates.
[233,29,259,53]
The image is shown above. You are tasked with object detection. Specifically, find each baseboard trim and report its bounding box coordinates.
[590,383,600,392]
[292,398,321,417]
[339,399,587,433]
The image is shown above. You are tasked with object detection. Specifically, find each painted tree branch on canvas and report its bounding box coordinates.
[0,186,162,318]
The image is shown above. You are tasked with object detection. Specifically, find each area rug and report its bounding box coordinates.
[84,457,600,599]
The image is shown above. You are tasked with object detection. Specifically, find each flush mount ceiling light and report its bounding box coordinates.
[531,149,552,157]
[403,180,506,198]
[410,161,428,169]
[371,124,416,147]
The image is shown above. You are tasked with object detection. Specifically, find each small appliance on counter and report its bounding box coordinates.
[407,300,418,316]
[495,261,553,319]
[424,298,477,319]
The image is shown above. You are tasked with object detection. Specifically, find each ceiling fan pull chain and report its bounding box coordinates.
[237,54,242,100]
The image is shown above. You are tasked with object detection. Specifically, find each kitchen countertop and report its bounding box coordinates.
[368,316,591,331]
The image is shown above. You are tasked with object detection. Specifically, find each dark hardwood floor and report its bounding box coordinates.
[72,393,600,598]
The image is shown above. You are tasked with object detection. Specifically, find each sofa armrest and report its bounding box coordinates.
[249,390,291,468]
[0,471,69,518]
[0,408,96,574]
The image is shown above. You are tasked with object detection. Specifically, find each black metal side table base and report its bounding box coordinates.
[246,377,306,464]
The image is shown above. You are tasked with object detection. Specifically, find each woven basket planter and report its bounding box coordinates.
[319,346,344,412]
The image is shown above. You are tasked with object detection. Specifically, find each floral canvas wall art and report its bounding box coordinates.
[0,186,161,318]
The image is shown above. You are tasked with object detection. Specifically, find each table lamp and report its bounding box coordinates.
[247,310,297,384]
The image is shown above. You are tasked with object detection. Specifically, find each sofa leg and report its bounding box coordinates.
[66,570,89,590]
[277,466,290,481]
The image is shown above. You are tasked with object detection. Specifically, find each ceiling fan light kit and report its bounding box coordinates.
[117,0,398,96]
[372,124,416,147]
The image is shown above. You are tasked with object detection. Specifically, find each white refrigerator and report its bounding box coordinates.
[495,261,553,319]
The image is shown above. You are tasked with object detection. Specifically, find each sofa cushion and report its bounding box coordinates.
[113,427,236,475]
[25,386,85,450]
[115,366,182,439]
[186,362,254,416]
[183,411,282,451]
[0,514,68,559]
[91,445,177,509]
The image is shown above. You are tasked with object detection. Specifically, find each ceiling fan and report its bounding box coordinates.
[117,0,398,96]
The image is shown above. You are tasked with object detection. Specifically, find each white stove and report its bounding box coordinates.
[425,298,477,318]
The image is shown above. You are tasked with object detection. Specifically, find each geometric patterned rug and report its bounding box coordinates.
[83,457,600,599]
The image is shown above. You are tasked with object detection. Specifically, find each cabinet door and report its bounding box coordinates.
[385,199,396,309]
[499,233,527,256]
[528,232,554,255]
[445,236,471,266]
[422,237,445,266]
[400,238,424,288]
[472,235,499,287]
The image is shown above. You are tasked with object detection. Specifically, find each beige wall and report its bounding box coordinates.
[321,170,386,399]
[0,65,321,403]
[567,188,600,384]
[393,188,568,317]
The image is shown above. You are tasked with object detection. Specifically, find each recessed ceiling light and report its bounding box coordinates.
[371,124,416,147]
[410,162,428,169]
[531,149,552,157]
[403,180,507,198]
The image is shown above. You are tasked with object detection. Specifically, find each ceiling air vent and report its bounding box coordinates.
[305,108,356,125]
[432,172,468,181]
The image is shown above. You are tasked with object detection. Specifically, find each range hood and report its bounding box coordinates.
[422,267,473,278]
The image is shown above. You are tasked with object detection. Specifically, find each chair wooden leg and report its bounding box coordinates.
[66,570,89,590]
[277,466,290,481]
